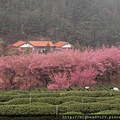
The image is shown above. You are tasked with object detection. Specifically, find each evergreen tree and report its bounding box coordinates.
[45,42,51,53]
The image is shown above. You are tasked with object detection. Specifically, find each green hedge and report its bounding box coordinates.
[0,91,120,101]
[93,110,120,115]
[0,93,60,102]
[0,103,120,116]
[0,116,62,120]
[61,103,120,114]
[2,96,119,106]
[5,98,61,105]
[64,91,120,97]
[63,112,83,115]
[0,105,57,116]
[4,97,97,105]
[96,98,120,104]
[61,96,96,103]
[0,95,16,102]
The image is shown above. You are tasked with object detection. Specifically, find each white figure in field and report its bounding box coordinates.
[112,87,119,91]
[85,86,90,91]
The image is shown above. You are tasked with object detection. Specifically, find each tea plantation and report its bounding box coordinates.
[0,85,120,120]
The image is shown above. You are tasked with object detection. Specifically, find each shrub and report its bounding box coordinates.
[5,96,97,105]
[93,110,120,115]
[95,97,118,102]
[0,105,57,116]
[63,112,83,115]
[61,103,119,114]
[0,102,5,105]
[0,93,60,102]
[96,98,120,104]
[61,97,96,103]
[0,95,15,102]
[33,97,62,105]
[6,98,32,105]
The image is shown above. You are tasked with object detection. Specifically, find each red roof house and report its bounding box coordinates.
[54,41,73,50]
[12,40,54,53]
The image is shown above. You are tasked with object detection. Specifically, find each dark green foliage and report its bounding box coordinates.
[65,91,120,97]
[93,110,120,115]
[0,105,56,116]
[4,97,97,105]
[74,40,81,50]
[0,93,60,102]
[63,112,83,115]
[95,97,120,104]
[45,42,51,53]
[63,103,120,114]
[0,95,16,102]
[0,91,120,103]
[0,116,62,120]
[0,0,120,47]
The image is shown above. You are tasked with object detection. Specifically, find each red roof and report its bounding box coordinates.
[54,41,68,47]
[12,41,25,47]
[12,41,54,47]
[30,41,54,47]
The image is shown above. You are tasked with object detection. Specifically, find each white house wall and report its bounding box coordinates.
[18,44,54,52]
[19,43,34,50]
[61,43,72,48]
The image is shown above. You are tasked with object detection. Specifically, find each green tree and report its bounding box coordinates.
[45,42,51,53]
[74,40,80,49]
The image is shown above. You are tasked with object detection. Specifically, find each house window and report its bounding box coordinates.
[40,47,44,49]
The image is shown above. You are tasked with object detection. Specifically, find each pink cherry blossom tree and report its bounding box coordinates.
[47,72,71,91]
[70,67,97,87]
[1,46,120,90]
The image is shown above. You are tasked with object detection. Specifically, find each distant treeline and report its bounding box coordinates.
[0,0,120,47]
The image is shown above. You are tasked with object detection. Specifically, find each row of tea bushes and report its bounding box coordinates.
[0,116,61,120]
[0,105,59,116]
[93,110,120,115]
[0,91,119,102]
[0,103,120,115]
[60,103,120,114]
[1,97,95,105]
[0,96,119,105]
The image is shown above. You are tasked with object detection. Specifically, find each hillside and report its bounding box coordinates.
[0,0,120,47]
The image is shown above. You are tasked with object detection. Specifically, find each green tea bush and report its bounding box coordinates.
[62,103,118,114]
[0,117,62,120]
[5,97,63,105]
[6,98,32,105]
[6,90,30,95]
[95,97,118,103]
[34,97,62,105]
[0,102,5,105]
[0,95,15,102]
[64,91,114,97]
[30,102,51,106]
[30,93,60,97]
[5,96,97,105]
[0,105,57,116]
[69,86,81,91]
[0,90,120,99]
[0,93,60,102]
[63,112,83,115]
[93,110,120,115]
[5,98,53,105]
[96,98,120,104]
[61,96,96,103]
